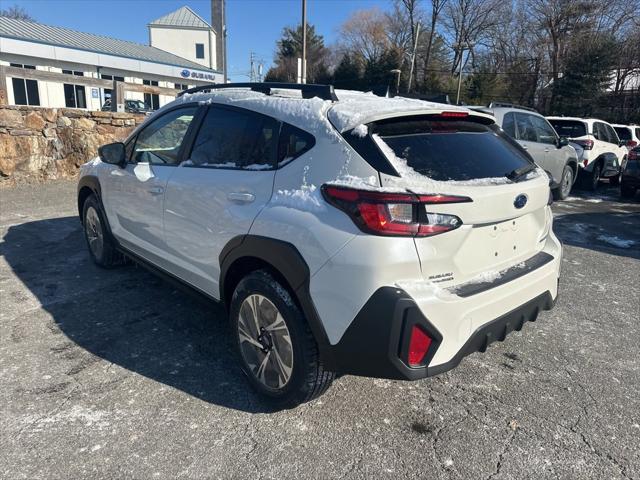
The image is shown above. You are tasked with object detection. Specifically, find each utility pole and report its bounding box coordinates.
[407,22,421,93]
[211,0,227,82]
[250,52,256,82]
[301,0,307,84]
[454,42,472,105]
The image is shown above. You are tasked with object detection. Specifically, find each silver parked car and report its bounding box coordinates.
[473,103,579,200]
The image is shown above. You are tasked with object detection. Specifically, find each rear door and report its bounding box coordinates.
[162,105,279,297]
[373,116,550,287]
[101,105,198,264]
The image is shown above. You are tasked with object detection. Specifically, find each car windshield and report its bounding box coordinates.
[548,120,587,138]
[375,119,532,181]
[614,127,631,141]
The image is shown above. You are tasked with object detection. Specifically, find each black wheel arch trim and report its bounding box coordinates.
[219,235,335,366]
[77,175,102,222]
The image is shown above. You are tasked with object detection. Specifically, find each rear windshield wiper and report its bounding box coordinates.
[506,164,536,182]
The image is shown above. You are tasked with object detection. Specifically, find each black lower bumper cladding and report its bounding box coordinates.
[329,287,554,380]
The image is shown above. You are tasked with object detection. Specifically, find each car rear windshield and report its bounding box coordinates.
[547,120,587,138]
[614,127,631,140]
[373,119,532,181]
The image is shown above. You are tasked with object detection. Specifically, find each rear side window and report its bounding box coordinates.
[605,124,619,144]
[278,123,315,166]
[374,119,532,181]
[548,120,587,138]
[502,112,516,138]
[514,113,539,142]
[189,106,278,169]
[593,122,608,142]
[614,127,631,141]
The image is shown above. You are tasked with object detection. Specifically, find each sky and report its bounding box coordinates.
[7,0,391,81]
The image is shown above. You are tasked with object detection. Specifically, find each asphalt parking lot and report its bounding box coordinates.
[1,180,639,479]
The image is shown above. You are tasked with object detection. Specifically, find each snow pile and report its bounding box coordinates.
[597,235,635,249]
[179,160,272,170]
[351,124,369,137]
[450,261,527,293]
[396,280,459,301]
[272,184,325,212]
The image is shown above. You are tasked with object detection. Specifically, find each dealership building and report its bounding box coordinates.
[0,6,223,111]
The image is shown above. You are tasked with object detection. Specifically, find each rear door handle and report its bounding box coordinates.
[227,192,255,204]
[148,186,164,195]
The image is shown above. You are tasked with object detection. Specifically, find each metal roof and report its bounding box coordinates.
[0,16,215,71]
[149,6,211,29]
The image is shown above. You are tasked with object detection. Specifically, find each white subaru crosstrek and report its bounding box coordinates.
[78,83,562,408]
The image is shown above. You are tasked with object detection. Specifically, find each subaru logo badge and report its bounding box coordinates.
[514,194,528,209]
[180,69,190,78]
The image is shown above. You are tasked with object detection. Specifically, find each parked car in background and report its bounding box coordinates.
[101,99,152,114]
[77,84,561,407]
[621,146,640,198]
[474,103,578,200]
[612,124,640,151]
[547,117,628,191]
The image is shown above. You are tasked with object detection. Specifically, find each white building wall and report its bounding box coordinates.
[149,26,216,70]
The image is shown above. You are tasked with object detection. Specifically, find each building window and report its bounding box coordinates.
[174,83,189,91]
[62,69,86,108]
[100,73,124,104]
[143,79,160,110]
[9,63,40,106]
[195,43,205,59]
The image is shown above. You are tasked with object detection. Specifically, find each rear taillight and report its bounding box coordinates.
[627,140,638,148]
[321,185,469,237]
[408,325,433,367]
[574,139,594,150]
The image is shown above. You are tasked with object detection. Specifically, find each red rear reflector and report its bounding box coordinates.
[583,159,588,167]
[408,325,432,366]
[439,111,469,118]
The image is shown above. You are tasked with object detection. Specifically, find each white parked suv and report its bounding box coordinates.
[547,117,628,190]
[612,124,640,151]
[78,83,562,407]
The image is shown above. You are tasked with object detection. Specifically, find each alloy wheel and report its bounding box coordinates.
[561,168,573,198]
[237,294,294,390]
[85,206,104,260]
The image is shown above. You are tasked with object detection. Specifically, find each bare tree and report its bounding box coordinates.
[423,0,448,76]
[338,8,391,65]
[0,5,34,21]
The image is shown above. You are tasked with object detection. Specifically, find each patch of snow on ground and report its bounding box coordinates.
[596,235,635,249]
[351,124,368,137]
[272,184,325,212]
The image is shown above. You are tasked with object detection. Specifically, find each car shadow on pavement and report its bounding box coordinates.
[553,212,640,260]
[1,216,273,413]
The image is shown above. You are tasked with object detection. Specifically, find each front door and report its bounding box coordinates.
[514,112,549,175]
[163,105,280,298]
[101,105,198,266]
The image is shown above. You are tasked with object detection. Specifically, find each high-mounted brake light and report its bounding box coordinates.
[321,185,469,237]
[439,111,469,118]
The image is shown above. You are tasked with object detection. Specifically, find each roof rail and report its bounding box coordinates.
[177,82,339,101]
[488,101,538,113]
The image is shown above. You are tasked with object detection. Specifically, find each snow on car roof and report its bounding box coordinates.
[170,87,490,135]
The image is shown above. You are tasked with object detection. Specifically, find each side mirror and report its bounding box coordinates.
[557,136,569,148]
[98,142,126,167]
[619,140,628,147]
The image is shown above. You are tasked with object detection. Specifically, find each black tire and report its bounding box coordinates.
[581,162,601,191]
[553,165,573,200]
[230,270,335,408]
[620,182,636,199]
[609,174,620,186]
[82,194,121,268]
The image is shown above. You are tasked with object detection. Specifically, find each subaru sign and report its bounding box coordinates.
[179,69,217,81]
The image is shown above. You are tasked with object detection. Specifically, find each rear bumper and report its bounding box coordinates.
[326,234,561,380]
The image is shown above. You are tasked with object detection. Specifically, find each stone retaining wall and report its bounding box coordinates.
[0,106,146,185]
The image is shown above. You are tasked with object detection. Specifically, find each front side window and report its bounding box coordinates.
[131,106,197,165]
[195,43,205,59]
[374,118,532,181]
[188,107,278,169]
[530,115,557,145]
[514,113,538,142]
